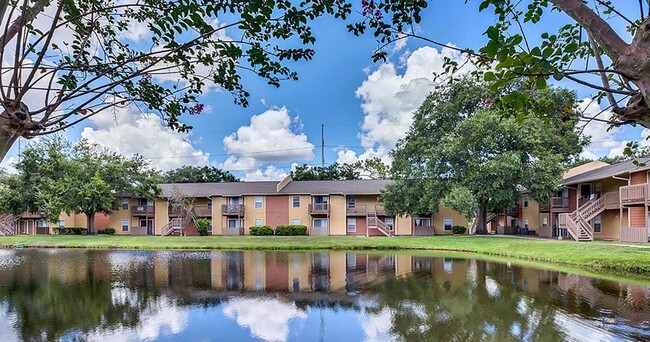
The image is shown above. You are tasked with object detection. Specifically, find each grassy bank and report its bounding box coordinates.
[2,235,650,274]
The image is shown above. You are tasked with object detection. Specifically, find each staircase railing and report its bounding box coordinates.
[366,211,391,237]
[577,197,605,222]
[0,215,16,236]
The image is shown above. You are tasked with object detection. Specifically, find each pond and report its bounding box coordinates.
[0,249,648,341]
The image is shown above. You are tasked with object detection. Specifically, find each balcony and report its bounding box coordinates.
[551,197,570,211]
[374,204,386,216]
[504,205,520,217]
[603,191,620,209]
[309,203,330,215]
[346,204,367,216]
[539,202,550,212]
[193,205,211,217]
[620,184,648,205]
[131,205,154,216]
[222,204,245,216]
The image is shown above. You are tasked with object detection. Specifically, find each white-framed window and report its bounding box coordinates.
[58,220,65,227]
[313,195,329,204]
[37,220,48,228]
[122,198,129,210]
[385,218,394,231]
[542,217,548,226]
[524,218,529,229]
[524,196,529,208]
[228,219,241,228]
[594,183,602,196]
[347,196,356,208]
[207,199,212,210]
[255,196,263,209]
[227,197,242,204]
[255,218,263,226]
[313,218,328,228]
[139,198,152,206]
[121,219,129,232]
[347,218,356,232]
[443,217,453,231]
[415,217,431,227]
[292,218,301,225]
[292,196,301,208]
[208,219,213,233]
[594,215,602,233]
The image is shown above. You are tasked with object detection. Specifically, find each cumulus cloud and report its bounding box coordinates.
[223,297,307,342]
[576,99,625,159]
[221,107,314,180]
[337,46,473,164]
[81,105,209,171]
[359,307,397,342]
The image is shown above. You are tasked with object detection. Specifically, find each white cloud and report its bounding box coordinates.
[577,99,624,159]
[359,307,397,342]
[81,105,209,171]
[222,107,314,178]
[223,297,307,342]
[338,46,473,164]
[242,165,288,181]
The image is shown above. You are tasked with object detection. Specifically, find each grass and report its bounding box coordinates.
[2,234,650,276]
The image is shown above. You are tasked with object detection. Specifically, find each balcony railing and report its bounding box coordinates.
[346,204,367,215]
[374,204,386,216]
[131,205,154,216]
[620,184,648,205]
[193,205,211,217]
[604,191,620,209]
[539,202,550,212]
[309,203,330,215]
[222,204,245,216]
[413,226,435,236]
[504,205,519,217]
[551,197,570,210]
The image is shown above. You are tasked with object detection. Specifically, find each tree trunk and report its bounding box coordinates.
[0,126,19,162]
[86,211,95,235]
[474,203,488,235]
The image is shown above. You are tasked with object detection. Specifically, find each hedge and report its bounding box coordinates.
[275,225,308,236]
[250,225,273,235]
[54,227,88,235]
[451,225,467,235]
[98,228,115,235]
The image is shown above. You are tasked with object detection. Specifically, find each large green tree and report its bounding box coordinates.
[291,163,360,181]
[382,81,585,234]
[0,0,352,161]
[162,165,239,183]
[0,137,159,233]
[351,1,650,128]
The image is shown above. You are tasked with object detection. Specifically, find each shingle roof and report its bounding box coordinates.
[560,158,650,186]
[158,179,393,198]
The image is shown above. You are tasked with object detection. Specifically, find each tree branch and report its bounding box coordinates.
[588,35,619,109]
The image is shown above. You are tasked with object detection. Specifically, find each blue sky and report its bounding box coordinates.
[3,2,646,180]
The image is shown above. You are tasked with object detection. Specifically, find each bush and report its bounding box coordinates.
[195,218,211,236]
[451,225,467,235]
[54,227,88,235]
[98,228,115,235]
[249,225,273,235]
[275,224,308,236]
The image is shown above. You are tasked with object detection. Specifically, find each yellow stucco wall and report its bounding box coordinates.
[520,195,542,230]
[396,215,412,236]
[594,209,621,240]
[154,199,168,235]
[109,198,135,235]
[211,196,226,235]
[287,195,310,227]
[329,195,347,235]
[244,195,265,234]
[433,205,469,235]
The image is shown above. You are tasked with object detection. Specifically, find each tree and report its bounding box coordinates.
[0,0,352,161]
[354,157,391,179]
[350,1,650,129]
[162,165,239,183]
[0,137,159,233]
[382,81,585,234]
[291,163,360,181]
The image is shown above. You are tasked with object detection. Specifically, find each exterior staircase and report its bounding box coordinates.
[366,211,391,237]
[161,209,194,236]
[0,215,16,236]
[559,196,607,242]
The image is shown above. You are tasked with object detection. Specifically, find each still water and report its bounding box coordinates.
[0,249,648,341]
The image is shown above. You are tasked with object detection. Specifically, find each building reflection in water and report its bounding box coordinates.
[0,249,647,341]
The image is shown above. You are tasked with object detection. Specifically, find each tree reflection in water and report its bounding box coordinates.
[0,250,646,341]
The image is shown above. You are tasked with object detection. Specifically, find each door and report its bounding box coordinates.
[147,219,154,235]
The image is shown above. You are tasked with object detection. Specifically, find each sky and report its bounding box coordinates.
[2,2,647,180]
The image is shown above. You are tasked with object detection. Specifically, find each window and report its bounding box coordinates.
[139,198,152,206]
[37,220,48,228]
[255,218,263,226]
[510,218,518,227]
[58,220,65,227]
[208,219,213,233]
[524,196,529,208]
[313,196,329,204]
[121,219,129,232]
[227,197,242,204]
[542,217,548,226]
[594,215,602,233]
[255,196,263,209]
[347,218,356,232]
[292,196,301,208]
[524,218,529,229]
[594,183,602,196]
[347,196,356,208]
[384,218,394,231]
[443,217,453,231]
[313,218,328,228]
[292,218,301,225]
[122,198,129,210]
[415,217,431,227]
[207,199,212,210]
[228,219,241,228]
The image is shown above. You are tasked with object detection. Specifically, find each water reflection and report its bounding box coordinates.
[0,249,647,341]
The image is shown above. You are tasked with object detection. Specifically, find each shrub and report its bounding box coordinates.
[249,225,273,235]
[451,225,467,235]
[275,224,308,236]
[54,227,88,235]
[98,228,115,235]
[195,218,211,236]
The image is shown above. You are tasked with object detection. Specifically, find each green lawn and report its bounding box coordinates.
[2,235,650,275]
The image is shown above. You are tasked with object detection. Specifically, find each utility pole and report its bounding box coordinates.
[321,124,325,167]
